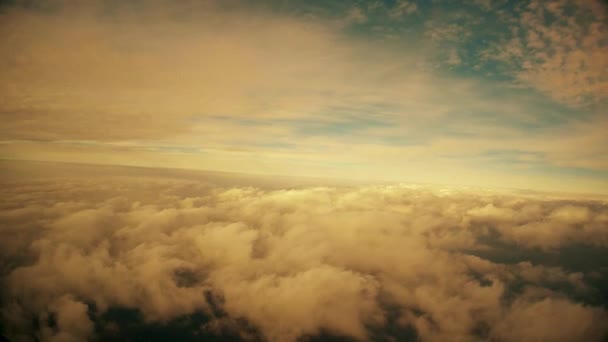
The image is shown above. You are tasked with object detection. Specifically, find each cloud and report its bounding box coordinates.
[0,0,394,140]
[41,295,95,342]
[482,0,608,106]
[343,7,368,25]
[0,0,452,145]
[389,1,418,19]
[492,291,607,341]
[1,162,607,341]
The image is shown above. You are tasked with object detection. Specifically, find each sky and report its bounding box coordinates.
[0,0,607,194]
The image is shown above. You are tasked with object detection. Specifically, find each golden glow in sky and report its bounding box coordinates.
[1,0,607,193]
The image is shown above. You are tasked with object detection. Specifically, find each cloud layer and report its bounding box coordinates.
[1,161,607,341]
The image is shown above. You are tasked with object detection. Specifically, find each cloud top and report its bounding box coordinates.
[1,162,607,341]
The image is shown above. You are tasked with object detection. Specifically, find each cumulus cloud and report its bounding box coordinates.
[492,291,607,341]
[1,162,607,341]
[41,295,95,342]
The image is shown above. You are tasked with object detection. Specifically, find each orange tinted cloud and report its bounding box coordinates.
[1,162,607,341]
